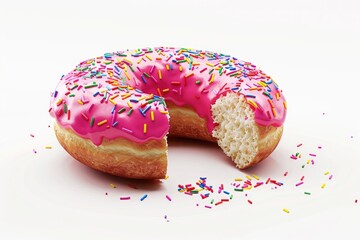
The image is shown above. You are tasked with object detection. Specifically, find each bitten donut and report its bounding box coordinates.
[49,47,287,179]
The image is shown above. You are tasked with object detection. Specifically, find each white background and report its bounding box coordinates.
[1,0,359,239]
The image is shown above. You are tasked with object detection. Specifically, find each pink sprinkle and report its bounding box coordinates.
[356,199,358,203]
[284,171,288,176]
[120,196,131,200]
[295,182,304,187]
[329,175,333,180]
[166,195,172,201]
[318,146,322,149]
[30,134,35,138]
[297,143,303,147]
[33,149,37,154]
[248,200,253,204]
[311,160,315,165]
[309,153,317,157]
[205,205,212,209]
[300,176,305,181]
[290,155,298,160]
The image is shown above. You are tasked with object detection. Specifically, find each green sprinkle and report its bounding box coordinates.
[195,80,201,85]
[302,165,305,168]
[118,107,126,114]
[84,82,98,89]
[127,109,133,116]
[68,94,75,97]
[304,192,311,195]
[63,103,67,113]
[209,69,214,74]
[118,53,127,57]
[230,194,233,200]
[210,199,214,204]
[190,190,199,194]
[143,72,150,78]
[90,117,95,127]
[129,65,135,72]
[234,188,243,192]
[70,84,78,90]
[176,59,187,64]
[230,72,239,77]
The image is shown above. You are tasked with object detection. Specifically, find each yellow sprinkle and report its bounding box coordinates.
[124,71,131,80]
[137,58,143,64]
[321,183,326,189]
[283,101,287,109]
[137,96,145,101]
[234,178,243,181]
[127,101,133,108]
[160,110,168,114]
[121,93,131,100]
[179,66,183,72]
[150,110,155,121]
[162,88,170,93]
[97,119,108,126]
[77,99,84,105]
[307,159,311,164]
[247,100,258,108]
[245,186,252,190]
[110,183,116,188]
[145,54,152,61]
[109,99,117,105]
[158,69,162,79]
[209,73,215,83]
[258,81,267,87]
[206,62,214,67]
[165,175,169,180]
[246,175,252,180]
[143,123,147,134]
[123,58,133,64]
[56,98,63,106]
[166,64,170,70]
[45,146,52,149]
[110,94,119,100]
[324,171,330,175]
[283,208,290,214]
[252,174,260,181]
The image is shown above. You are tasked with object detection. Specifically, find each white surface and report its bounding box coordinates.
[1,0,360,239]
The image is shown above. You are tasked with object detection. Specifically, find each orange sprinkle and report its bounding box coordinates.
[97,119,108,126]
[158,69,162,79]
[77,99,84,105]
[166,64,170,70]
[185,72,194,78]
[157,88,162,97]
[162,88,170,93]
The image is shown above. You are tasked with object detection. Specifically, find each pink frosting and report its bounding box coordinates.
[49,47,287,145]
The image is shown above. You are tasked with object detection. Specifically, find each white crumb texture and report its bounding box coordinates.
[211,92,258,168]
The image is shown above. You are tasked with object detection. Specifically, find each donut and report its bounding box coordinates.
[49,47,287,179]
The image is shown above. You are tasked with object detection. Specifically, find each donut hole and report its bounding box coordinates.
[211,92,258,168]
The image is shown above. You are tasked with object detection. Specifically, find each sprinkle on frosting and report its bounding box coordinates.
[49,47,286,145]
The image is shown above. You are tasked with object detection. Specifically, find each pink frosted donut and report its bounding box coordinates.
[49,47,287,179]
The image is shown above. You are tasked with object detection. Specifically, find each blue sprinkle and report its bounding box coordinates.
[93,92,99,97]
[130,99,139,103]
[223,191,230,195]
[139,108,146,117]
[245,94,256,98]
[111,106,116,114]
[112,121,118,127]
[140,194,148,201]
[141,75,147,84]
[143,105,151,113]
